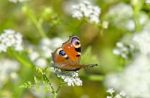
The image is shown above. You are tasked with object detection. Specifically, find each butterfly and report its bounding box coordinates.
[51,36,97,71]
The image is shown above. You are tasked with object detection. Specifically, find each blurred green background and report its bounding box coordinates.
[0,0,150,98]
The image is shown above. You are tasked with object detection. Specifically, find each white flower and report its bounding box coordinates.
[53,68,82,86]
[106,96,112,98]
[9,0,27,3]
[113,41,134,59]
[29,51,40,61]
[10,72,18,82]
[28,37,65,68]
[31,84,51,98]
[105,55,150,98]
[114,94,122,98]
[28,46,47,68]
[0,59,20,88]
[49,37,65,50]
[107,3,133,20]
[133,30,150,55]
[107,3,134,31]
[107,88,115,94]
[71,1,101,24]
[40,38,52,58]
[125,20,135,31]
[119,91,126,97]
[145,0,150,4]
[102,21,109,29]
[106,88,127,98]
[35,58,47,68]
[0,29,23,52]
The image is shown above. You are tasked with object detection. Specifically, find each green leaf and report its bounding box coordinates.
[20,81,32,88]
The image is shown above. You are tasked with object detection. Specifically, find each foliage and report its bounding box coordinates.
[0,0,150,98]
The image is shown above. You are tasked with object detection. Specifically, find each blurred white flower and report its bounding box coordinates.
[106,88,127,98]
[31,84,51,98]
[29,51,40,61]
[108,3,133,19]
[35,58,47,68]
[105,55,150,98]
[106,96,112,98]
[107,3,135,31]
[0,59,20,88]
[28,37,65,68]
[125,20,135,31]
[28,46,47,68]
[53,67,82,86]
[145,0,150,4]
[143,21,150,31]
[102,21,109,29]
[107,88,115,94]
[113,41,134,59]
[49,37,66,50]
[9,0,27,3]
[139,13,149,26]
[114,94,122,98]
[0,29,23,52]
[119,91,126,97]
[10,72,18,82]
[40,38,52,58]
[133,30,150,55]
[71,0,101,24]
[107,26,150,97]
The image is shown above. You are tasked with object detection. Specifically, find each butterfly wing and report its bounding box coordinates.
[52,47,70,68]
[52,36,82,71]
[63,36,81,64]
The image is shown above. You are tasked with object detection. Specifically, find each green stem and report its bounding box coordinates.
[7,49,33,68]
[132,1,143,32]
[53,92,57,98]
[29,13,47,38]
[88,75,104,81]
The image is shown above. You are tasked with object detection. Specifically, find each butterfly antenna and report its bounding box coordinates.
[82,64,98,69]
[88,64,98,67]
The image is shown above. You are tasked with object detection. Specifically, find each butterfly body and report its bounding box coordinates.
[52,36,97,71]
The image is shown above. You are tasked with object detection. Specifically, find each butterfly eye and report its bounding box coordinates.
[73,40,81,48]
[56,48,68,59]
[59,50,66,56]
[71,37,81,48]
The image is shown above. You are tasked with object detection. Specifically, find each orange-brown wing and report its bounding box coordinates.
[62,36,81,64]
[52,47,81,71]
[51,36,82,71]
[52,47,69,67]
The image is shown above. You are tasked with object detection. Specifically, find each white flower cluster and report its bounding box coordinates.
[105,55,150,98]
[106,28,150,97]
[0,59,19,88]
[53,67,82,86]
[107,3,133,20]
[106,88,127,98]
[107,3,135,31]
[9,0,27,3]
[133,30,150,55]
[145,0,150,4]
[71,1,101,24]
[28,37,64,68]
[0,29,23,52]
[113,42,134,59]
[28,45,48,68]
[31,84,51,98]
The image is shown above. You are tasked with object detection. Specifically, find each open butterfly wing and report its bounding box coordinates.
[62,36,81,65]
[52,36,82,71]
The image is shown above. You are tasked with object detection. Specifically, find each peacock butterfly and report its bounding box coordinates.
[51,36,97,71]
